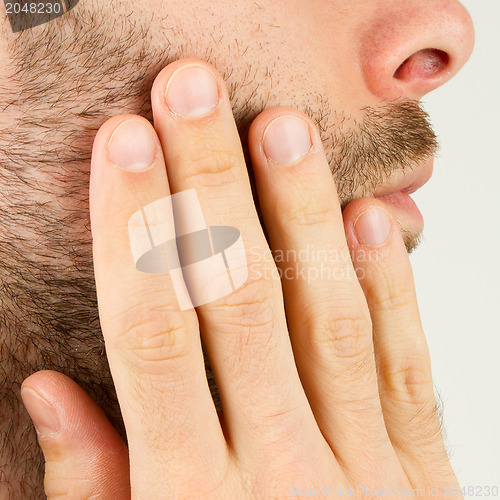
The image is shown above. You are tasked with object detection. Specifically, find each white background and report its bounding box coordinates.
[411,0,500,487]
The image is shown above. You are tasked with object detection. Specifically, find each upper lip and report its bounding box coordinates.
[373,156,434,198]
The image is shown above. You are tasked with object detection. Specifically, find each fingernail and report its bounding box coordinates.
[263,116,312,164]
[108,119,158,171]
[21,388,61,437]
[354,207,392,247]
[165,65,220,117]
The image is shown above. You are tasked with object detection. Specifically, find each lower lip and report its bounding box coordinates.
[376,190,424,229]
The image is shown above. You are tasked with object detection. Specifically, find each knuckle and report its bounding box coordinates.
[214,276,277,340]
[284,194,333,228]
[111,304,194,376]
[179,137,241,187]
[385,359,434,406]
[372,279,416,313]
[205,277,285,389]
[43,467,87,500]
[308,309,373,361]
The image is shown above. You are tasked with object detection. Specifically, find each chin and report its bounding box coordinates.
[400,228,423,254]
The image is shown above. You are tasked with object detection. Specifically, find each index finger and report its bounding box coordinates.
[90,114,227,495]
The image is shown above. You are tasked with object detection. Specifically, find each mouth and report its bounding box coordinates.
[372,155,434,233]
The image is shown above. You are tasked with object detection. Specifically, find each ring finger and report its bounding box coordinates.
[248,109,407,485]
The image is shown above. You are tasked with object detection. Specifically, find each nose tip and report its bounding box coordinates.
[361,0,475,100]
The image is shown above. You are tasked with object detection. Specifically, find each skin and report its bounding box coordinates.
[21,59,464,497]
[0,0,474,497]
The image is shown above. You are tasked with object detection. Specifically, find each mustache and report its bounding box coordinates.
[324,100,439,206]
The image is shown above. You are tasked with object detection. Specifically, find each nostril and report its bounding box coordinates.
[393,49,450,81]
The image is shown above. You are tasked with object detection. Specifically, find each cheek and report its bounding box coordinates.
[155,0,373,118]
[253,1,380,113]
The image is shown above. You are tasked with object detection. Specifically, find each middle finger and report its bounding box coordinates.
[150,59,332,473]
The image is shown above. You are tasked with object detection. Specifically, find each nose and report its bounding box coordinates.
[360,0,475,101]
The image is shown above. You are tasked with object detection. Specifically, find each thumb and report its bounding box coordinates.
[20,370,130,499]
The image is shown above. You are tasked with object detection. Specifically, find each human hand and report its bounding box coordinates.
[20,59,460,499]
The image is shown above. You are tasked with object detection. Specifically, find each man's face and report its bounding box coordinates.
[1,0,474,249]
[146,0,473,246]
[0,0,474,494]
